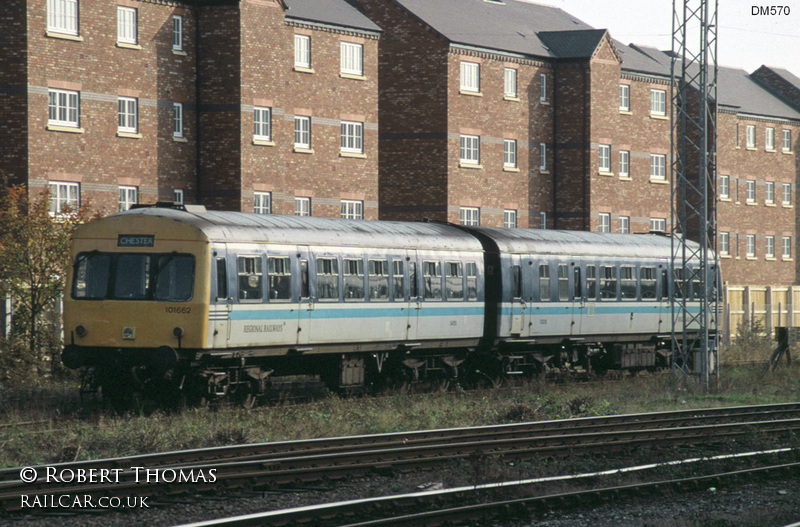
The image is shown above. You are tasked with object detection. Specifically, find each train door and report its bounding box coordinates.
[297,246,312,346]
[211,246,232,348]
[407,254,420,341]
[509,255,529,336]
[570,260,584,336]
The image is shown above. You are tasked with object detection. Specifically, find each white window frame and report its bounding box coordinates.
[539,143,547,171]
[598,213,610,233]
[254,191,271,215]
[766,127,775,150]
[254,107,272,141]
[460,61,480,93]
[504,210,517,229]
[619,150,630,178]
[340,42,363,76]
[340,121,364,154]
[48,88,80,128]
[460,207,480,226]
[460,134,480,165]
[783,129,792,152]
[650,154,667,180]
[539,73,547,102]
[720,232,730,256]
[746,125,755,148]
[341,200,363,220]
[619,216,630,234]
[720,174,730,199]
[294,34,311,69]
[173,102,184,138]
[783,183,792,205]
[118,186,138,212]
[49,181,79,215]
[47,0,79,35]
[650,89,666,116]
[173,189,184,205]
[746,234,756,258]
[619,84,630,111]
[294,116,311,149]
[766,182,775,204]
[540,212,547,229]
[503,139,517,168]
[783,237,792,259]
[746,179,756,203]
[650,217,667,233]
[766,235,775,259]
[117,6,137,45]
[117,96,138,133]
[295,197,311,217]
[598,144,610,173]
[504,68,517,98]
[172,15,183,51]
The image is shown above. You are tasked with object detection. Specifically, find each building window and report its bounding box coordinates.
[504,210,517,228]
[783,237,792,259]
[598,213,610,233]
[783,183,792,205]
[766,236,775,259]
[460,61,480,93]
[619,216,630,234]
[173,103,184,138]
[539,143,547,171]
[340,121,364,153]
[746,125,755,148]
[650,154,667,180]
[746,179,756,203]
[746,234,756,258]
[254,107,271,141]
[294,116,311,149]
[619,84,630,111]
[48,0,78,35]
[49,181,79,215]
[504,68,517,98]
[254,191,271,215]
[650,217,666,233]
[341,200,363,219]
[766,182,775,204]
[117,6,137,45]
[295,197,311,217]
[598,144,610,173]
[294,34,311,69]
[118,186,138,212]
[540,211,547,229]
[539,73,547,102]
[48,89,79,128]
[460,134,480,164]
[460,207,480,226]
[650,89,666,116]
[720,232,730,256]
[783,130,792,152]
[720,174,730,199]
[503,139,517,168]
[340,42,363,76]
[173,189,184,205]
[172,15,183,51]
[766,127,775,150]
[619,150,629,178]
[117,97,138,133]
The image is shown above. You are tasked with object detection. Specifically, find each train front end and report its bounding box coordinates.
[61,209,211,405]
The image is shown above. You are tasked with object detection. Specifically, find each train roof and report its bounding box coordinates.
[103,208,484,252]
[468,226,705,260]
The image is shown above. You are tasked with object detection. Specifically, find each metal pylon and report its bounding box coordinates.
[670,0,719,390]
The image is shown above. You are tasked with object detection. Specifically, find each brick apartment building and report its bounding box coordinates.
[0,0,380,218]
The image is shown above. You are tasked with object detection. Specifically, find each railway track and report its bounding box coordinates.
[2,402,800,514]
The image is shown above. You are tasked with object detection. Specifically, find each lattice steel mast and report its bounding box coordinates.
[670,0,719,389]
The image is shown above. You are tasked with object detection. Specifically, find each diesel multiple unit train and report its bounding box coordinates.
[61,205,717,405]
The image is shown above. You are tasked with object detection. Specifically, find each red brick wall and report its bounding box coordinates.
[0,0,28,187]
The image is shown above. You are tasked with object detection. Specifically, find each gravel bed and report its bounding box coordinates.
[3,470,800,526]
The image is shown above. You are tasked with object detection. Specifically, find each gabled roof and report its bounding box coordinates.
[538,29,610,60]
[761,66,800,92]
[284,0,381,33]
[392,0,594,59]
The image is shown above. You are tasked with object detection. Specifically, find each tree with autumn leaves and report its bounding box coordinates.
[0,184,96,380]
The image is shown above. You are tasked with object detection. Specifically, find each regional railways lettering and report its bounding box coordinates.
[243,324,284,333]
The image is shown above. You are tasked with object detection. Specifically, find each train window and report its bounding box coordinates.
[115,255,150,299]
[344,259,365,301]
[538,264,550,301]
[316,257,340,300]
[409,262,418,299]
[466,262,478,300]
[392,260,405,300]
[573,266,581,299]
[673,267,685,299]
[586,265,596,300]
[369,260,390,300]
[620,266,636,299]
[661,269,669,300]
[300,259,309,298]
[557,264,569,301]
[641,267,657,300]
[599,265,617,299]
[445,262,464,300]
[237,256,263,301]
[512,265,522,299]
[73,253,111,299]
[691,267,702,300]
[267,257,292,301]
[154,254,195,301]
[216,258,227,300]
[423,261,442,300]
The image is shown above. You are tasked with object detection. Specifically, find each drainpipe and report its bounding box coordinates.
[581,60,589,232]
